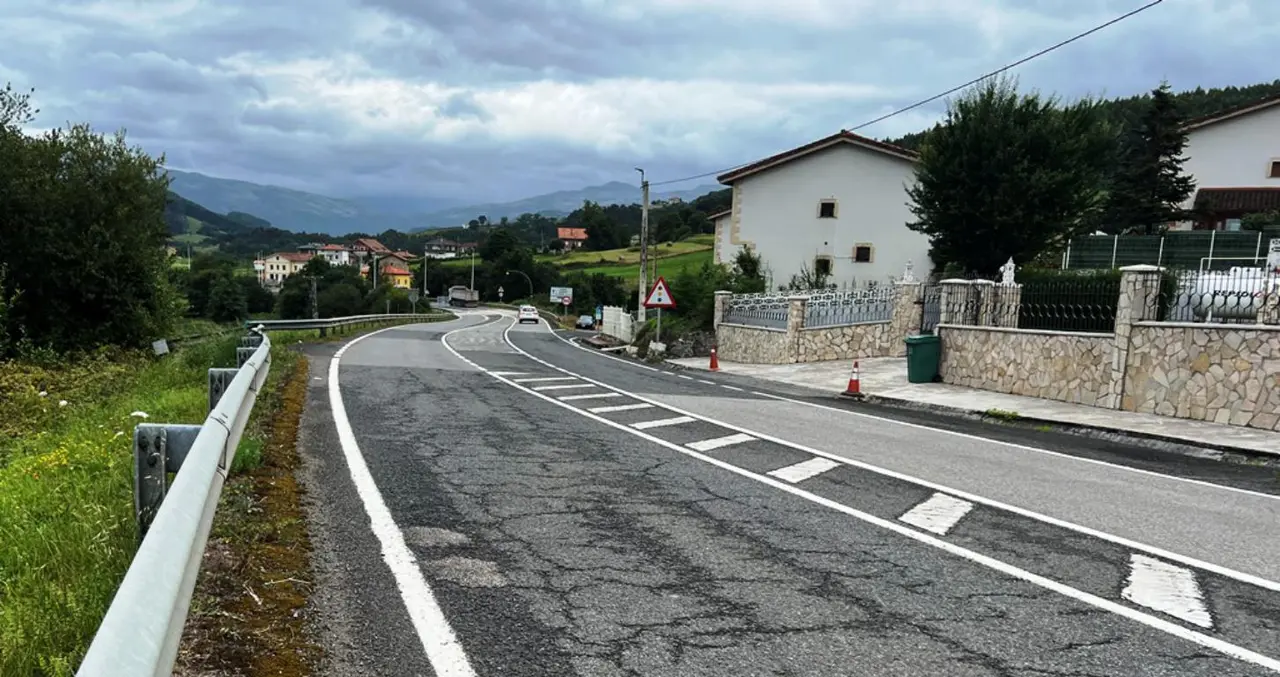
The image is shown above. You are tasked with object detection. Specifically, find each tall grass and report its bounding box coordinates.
[0,338,239,676]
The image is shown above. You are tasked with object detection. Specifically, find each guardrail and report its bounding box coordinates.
[77,328,272,676]
[247,312,448,334]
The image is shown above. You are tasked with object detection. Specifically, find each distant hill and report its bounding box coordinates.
[165,168,721,236]
[163,193,324,258]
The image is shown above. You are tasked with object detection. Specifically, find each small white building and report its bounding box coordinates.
[1181,94,1280,231]
[259,252,312,288]
[713,130,928,288]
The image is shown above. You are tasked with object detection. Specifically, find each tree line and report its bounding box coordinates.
[905,76,1232,276]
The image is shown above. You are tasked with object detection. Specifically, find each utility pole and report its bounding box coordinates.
[422,246,428,297]
[309,276,318,320]
[469,248,476,291]
[636,167,649,323]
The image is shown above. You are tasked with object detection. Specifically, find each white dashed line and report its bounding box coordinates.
[687,433,755,452]
[558,393,623,402]
[677,375,694,380]
[631,416,697,430]
[531,383,594,391]
[898,493,976,536]
[768,457,841,483]
[588,403,654,414]
[721,385,745,392]
[514,376,577,383]
[1123,554,1213,629]
[696,379,716,385]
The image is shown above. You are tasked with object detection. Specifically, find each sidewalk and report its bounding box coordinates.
[667,356,1280,458]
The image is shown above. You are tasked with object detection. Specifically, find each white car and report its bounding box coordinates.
[517,305,540,324]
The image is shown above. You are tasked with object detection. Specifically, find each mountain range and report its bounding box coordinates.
[165,169,719,236]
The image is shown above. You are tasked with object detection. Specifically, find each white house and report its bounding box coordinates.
[1180,93,1280,231]
[259,252,312,288]
[317,243,353,265]
[713,130,928,288]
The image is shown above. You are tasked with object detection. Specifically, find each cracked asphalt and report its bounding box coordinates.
[296,312,1280,676]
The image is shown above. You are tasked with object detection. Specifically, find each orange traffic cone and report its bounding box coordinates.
[709,348,720,371]
[842,361,864,399]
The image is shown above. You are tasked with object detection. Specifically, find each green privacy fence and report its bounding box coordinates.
[1063,228,1280,271]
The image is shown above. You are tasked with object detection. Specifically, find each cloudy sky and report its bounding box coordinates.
[2,0,1276,206]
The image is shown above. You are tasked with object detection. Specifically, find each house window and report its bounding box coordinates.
[814,256,833,276]
[853,244,873,263]
[818,200,837,218]
[1270,160,1280,178]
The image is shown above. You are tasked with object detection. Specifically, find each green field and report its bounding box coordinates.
[442,235,716,283]
[579,248,713,287]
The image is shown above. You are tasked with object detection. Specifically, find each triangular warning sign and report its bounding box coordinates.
[643,277,677,309]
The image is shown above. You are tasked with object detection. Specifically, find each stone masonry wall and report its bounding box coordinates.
[797,322,893,362]
[1123,323,1280,431]
[717,324,794,364]
[940,326,1116,407]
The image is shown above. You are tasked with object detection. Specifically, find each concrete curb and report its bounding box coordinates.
[850,392,1280,466]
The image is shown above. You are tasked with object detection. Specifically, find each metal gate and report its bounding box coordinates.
[918,284,941,334]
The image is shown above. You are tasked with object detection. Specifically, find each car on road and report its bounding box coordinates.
[575,315,596,330]
[517,305,540,324]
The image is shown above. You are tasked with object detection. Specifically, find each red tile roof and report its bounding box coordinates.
[717,130,918,185]
[352,238,391,253]
[1184,93,1280,132]
[1193,187,1280,214]
[557,227,588,240]
[271,252,313,262]
[382,266,411,276]
[320,243,347,251]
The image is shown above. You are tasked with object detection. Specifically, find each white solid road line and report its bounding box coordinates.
[527,321,1280,595]
[513,376,577,383]
[899,493,977,536]
[1123,554,1214,629]
[558,392,622,402]
[632,416,697,430]
[436,318,1280,673]
[687,433,755,452]
[545,322,1280,506]
[531,383,594,391]
[768,457,841,483]
[332,321,483,677]
[490,371,529,377]
[587,403,653,414]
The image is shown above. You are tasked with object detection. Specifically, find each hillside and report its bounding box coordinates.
[167,168,721,235]
[163,193,323,259]
[884,79,1280,151]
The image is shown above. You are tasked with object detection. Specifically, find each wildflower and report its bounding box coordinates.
[59,400,68,407]
[130,411,149,419]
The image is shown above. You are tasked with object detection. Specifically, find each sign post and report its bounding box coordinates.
[408,289,420,314]
[498,286,505,303]
[642,276,677,347]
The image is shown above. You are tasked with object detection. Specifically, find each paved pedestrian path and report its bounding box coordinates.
[668,356,1280,458]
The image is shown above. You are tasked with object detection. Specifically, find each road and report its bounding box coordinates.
[296,311,1280,676]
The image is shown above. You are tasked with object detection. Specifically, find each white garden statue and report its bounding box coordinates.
[999,257,1017,285]
[901,259,916,283]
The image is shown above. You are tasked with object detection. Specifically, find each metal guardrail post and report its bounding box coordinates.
[236,347,255,367]
[208,368,239,412]
[133,423,203,539]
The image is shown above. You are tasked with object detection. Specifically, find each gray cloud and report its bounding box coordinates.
[1,0,1276,205]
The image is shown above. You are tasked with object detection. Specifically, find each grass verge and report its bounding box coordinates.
[173,345,322,676]
[0,338,240,676]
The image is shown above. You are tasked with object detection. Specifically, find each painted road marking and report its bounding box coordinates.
[531,383,594,391]
[588,403,654,414]
[490,371,529,377]
[678,375,694,380]
[530,320,1280,595]
[434,318,1280,672]
[768,457,841,483]
[632,416,697,430]
[333,323,482,677]
[558,393,623,402]
[899,493,976,536]
[514,376,577,383]
[687,433,755,452]
[722,385,745,392]
[1123,554,1213,629]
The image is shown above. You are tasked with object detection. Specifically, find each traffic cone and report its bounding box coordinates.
[842,361,864,399]
[709,348,720,371]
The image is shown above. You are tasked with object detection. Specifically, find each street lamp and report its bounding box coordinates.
[506,269,534,300]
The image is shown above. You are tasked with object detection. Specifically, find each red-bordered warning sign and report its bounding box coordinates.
[643,276,676,309]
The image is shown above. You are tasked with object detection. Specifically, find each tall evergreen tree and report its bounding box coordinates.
[1104,82,1196,234]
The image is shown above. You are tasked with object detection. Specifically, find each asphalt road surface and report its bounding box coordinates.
[297,311,1280,677]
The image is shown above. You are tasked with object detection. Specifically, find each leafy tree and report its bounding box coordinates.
[206,274,248,323]
[1104,82,1196,234]
[479,228,520,261]
[1242,210,1280,232]
[580,200,623,251]
[0,84,180,353]
[317,283,364,317]
[548,239,565,252]
[906,75,1114,276]
[730,246,767,293]
[240,277,276,315]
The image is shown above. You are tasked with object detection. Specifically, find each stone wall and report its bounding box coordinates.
[716,324,794,364]
[798,322,893,362]
[1123,323,1280,431]
[939,326,1116,407]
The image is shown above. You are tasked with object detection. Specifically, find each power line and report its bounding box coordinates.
[649,0,1165,188]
